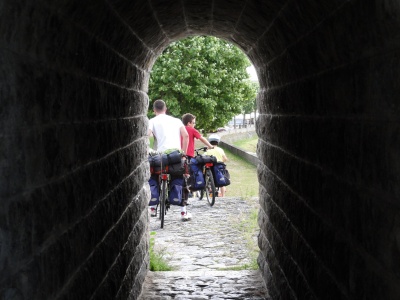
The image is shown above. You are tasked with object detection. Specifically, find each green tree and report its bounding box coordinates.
[148,36,258,132]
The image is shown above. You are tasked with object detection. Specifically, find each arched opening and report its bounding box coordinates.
[144,34,262,284]
[1,1,400,299]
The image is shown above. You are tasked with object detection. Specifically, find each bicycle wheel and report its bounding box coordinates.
[204,169,216,206]
[160,179,167,228]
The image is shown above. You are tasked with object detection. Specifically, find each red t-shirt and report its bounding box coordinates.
[184,126,202,157]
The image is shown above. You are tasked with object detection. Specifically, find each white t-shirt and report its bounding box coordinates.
[148,114,184,152]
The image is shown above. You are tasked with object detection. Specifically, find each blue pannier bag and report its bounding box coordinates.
[188,158,205,191]
[148,153,161,174]
[148,176,159,206]
[169,177,184,206]
[212,162,231,187]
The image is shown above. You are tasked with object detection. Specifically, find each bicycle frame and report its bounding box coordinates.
[194,147,217,206]
[160,173,169,181]
[152,153,188,228]
[158,171,170,228]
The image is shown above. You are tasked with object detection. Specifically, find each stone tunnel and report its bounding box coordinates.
[1,0,400,299]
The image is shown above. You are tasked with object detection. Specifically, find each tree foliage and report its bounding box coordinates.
[148,36,258,132]
[242,82,259,114]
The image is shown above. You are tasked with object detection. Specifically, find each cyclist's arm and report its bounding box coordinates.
[221,149,228,162]
[147,128,155,152]
[180,126,189,155]
[148,118,154,137]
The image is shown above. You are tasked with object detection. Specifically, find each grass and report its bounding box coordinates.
[149,231,174,271]
[149,136,154,149]
[232,136,258,153]
[235,208,260,269]
[222,147,258,198]
[212,139,260,271]
[218,207,259,271]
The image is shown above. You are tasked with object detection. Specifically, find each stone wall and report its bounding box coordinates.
[1,1,400,299]
[217,129,259,167]
[219,141,259,167]
[0,1,150,299]
[216,127,258,145]
[255,2,400,299]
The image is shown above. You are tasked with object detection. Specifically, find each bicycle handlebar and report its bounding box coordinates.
[195,146,208,151]
[194,147,208,155]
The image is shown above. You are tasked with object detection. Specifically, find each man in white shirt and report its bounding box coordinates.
[148,99,191,220]
[148,100,189,153]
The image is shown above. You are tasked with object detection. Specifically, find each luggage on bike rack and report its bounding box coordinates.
[165,159,186,175]
[188,157,205,191]
[148,150,186,208]
[148,149,185,175]
[212,162,231,187]
[161,149,183,165]
[148,153,162,174]
[195,155,217,165]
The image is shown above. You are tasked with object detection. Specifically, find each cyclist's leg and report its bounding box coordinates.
[220,186,226,197]
[182,175,189,204]
[186,156,193,198]
[179,174,192,220]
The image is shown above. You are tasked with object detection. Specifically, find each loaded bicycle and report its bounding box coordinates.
[149,150,187,228]
[191,147,217,206]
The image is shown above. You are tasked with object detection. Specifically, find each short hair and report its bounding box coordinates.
[153,99,166,112]
[210,140,219,146]
[182,113,195,125]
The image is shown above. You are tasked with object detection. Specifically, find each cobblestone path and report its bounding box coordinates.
[138,196,269,299]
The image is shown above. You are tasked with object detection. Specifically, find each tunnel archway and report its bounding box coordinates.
[1,1,400,299]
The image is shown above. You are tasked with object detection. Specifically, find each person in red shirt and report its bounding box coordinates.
[182,113,214,159]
